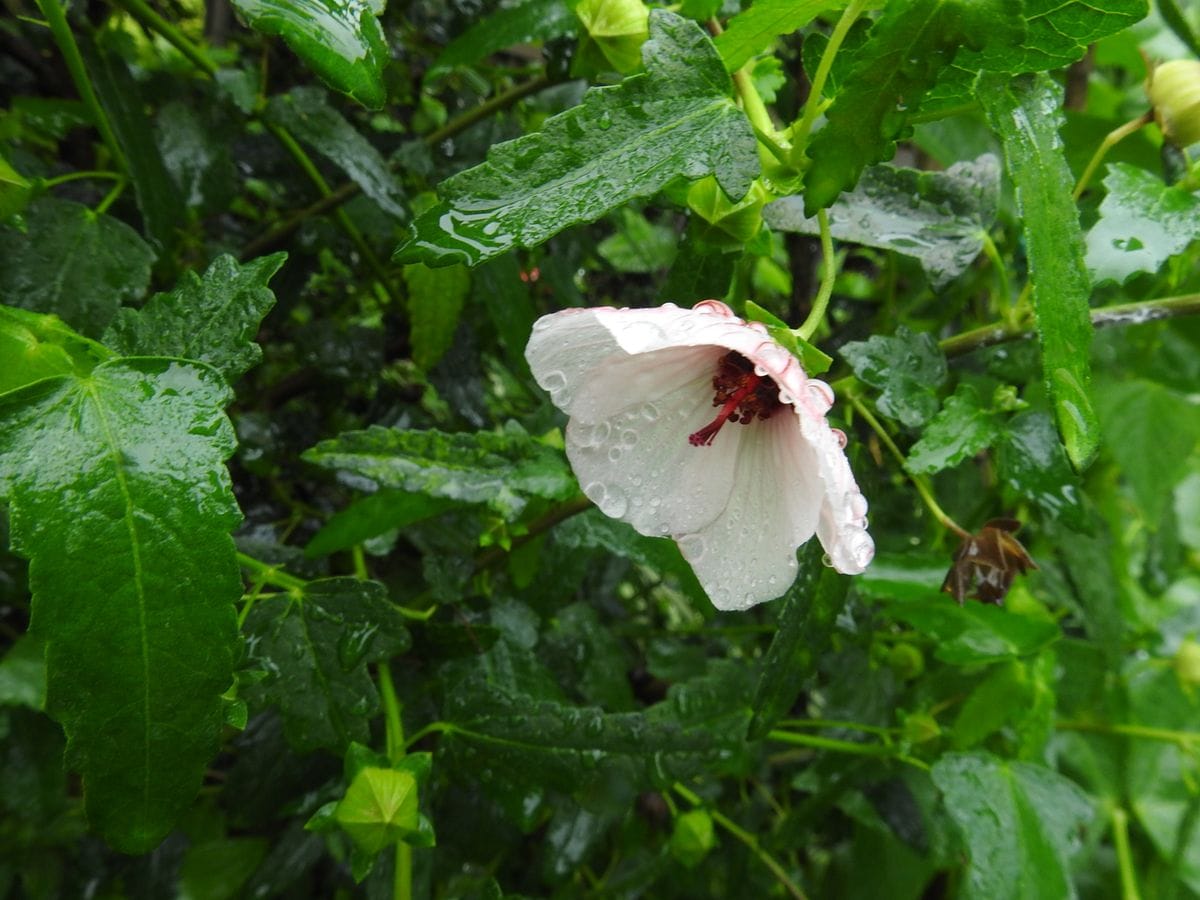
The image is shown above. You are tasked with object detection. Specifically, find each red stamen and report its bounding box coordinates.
[689,374,762,446]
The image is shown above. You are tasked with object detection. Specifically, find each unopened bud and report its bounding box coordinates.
[1147,60,1200,148]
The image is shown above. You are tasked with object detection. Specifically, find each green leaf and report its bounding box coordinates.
[932,753,1091,900]
[244,578,412,753]
[1085,163,1200,286]
[801,0,1018,214]
[979,73,1098,471]
[0,198,155,338]
[881,600,1059,665]
[597,208,678,273]
[542,602,635,711]
[950,660,1032,749]
[265,88,406,219]
[748,542,849,739]
[857,552,951,603]
[430,0,579,75]
[305,489,460,557]
[0,635,46,710]
[102,253,286,384]
[1158,0,1200,57]
[178,838,269,900]
[394,11,758,267]
[0,358,242,852]
[0,305,112,395]
[0,153,32,221]
[840,326,947,428]
[228,0,389,108]
[906,384,1000,474]
[403,262,471,370]
[334,767,420,854]
[714,0,836,72]
[1095,379,1200,523]
[474,255,538,376]
[767,155,1000,290]
[996,411,1087,530]
[660,227,738,304]
[302,422,576,519]
[155,101,238,216]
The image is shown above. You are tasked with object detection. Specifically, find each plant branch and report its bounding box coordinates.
[789,0,870,162]
[767,729,929,770]
[110,0,218,75]
[1073,110,1153,199]
[1111,806,1142,900]
[797,209,836,340]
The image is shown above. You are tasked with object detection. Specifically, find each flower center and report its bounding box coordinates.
[688,352,784,447]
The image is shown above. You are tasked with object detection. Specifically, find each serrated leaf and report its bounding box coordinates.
[403,263,470,370]
[767,155,1000,290]
[0,198,154,338]
[980,73,1098,471]
[840,326,947,428]
[266,88,406,219]
[801,0,1018,214]
[228,0,389,108]
[748,542,849,739]
[931,752,1091,900]
[1085,163,1200,286]
[430,0,579,75]
[1096,379,1200,523]
[881,599,1059,665]
[906,384,1000,474]
[714,0,836,72]
[0,358,242,852]
[394,11,758,267]
[996,411,1087,530]
[102,254,286,384]
[305,489,460,557]
[303,422,576,519]
[244,578,411,754]
[0,305,112,395]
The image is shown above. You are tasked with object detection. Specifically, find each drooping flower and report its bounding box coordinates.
[525,299,874,610]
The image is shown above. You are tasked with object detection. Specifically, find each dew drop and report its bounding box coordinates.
[608,447,622,462]
[601,486,629,518]
[621,429,638,447]
[754,363,769,377]
[542,371,566,391]
[532,317,553,332]
[845,491,869,518]
[778,389,794,405]
[641,402,660,421]
[831,428,848,449]
[678,534,705,559]
[584,481,607,504]
[806,381,834,413]
[821,552,834,568]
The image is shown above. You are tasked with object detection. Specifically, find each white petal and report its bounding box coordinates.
[524,308,625,412]
[796,407,875,574]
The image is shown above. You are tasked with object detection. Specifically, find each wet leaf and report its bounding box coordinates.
[229,0,390,108]
[906,385,1000,474]
[305,489,460,557]
[767,155,1000,290]
[155,101,238,216]
[714,0,835,72]
[303,421,576,519]
[840,326,947,428]
[980,73,1098,470]
[404,263,471,370]
[0,358,242,852]
[394,11,757,267]
[0,198,155,338]
[881,598,1059,665]
[244,578,411,754]
[597,208,678,273]
[1085,163,1200,286]
[0,306,112,395]
[932,752,1091,900]
[430,0,579,75]
[996,411,1087,529]
[103,253,286,384]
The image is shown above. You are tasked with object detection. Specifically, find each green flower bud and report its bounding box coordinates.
[687,176,770,247]
[887,643,925,681]
[1173,639,1200,687]
[670,809,716,868]
[1147,60,1200,149]
[901,712,940,745]
[574,0,649,75]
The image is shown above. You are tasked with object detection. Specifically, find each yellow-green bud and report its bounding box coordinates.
[887,643,925,681]
[1147,60,1200,149]
[1174,639,1200,687]
[687,177,769,246]
[574,0,649,75]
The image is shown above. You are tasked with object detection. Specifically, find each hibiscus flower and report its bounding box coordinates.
[525,299,874,611]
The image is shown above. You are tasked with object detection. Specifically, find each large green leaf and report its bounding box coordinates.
[840,326,947,428]
[430,0,579,75]
[995,411,1087,530]
[980,73,1098,471]
[305,489,460,557]
[932,753,1091,900]
[1085,163,1200,286]
[769,155,999,290]
[228,0,390,108]
[302,422,576,519]
[0,358,241,852]
[103,253,286,384]
[265,88,406,219]
[403,262,470,371]
[906,384,1000,474]
[0,306,112,395]
[801,0,1017,214]
[394,11,758,267]
[0,198,155,338]
[713,0,837,72]
[244,578,411,753]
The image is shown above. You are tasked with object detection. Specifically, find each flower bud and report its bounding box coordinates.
[887,643,925,681]
[1173,639,1200,687]
[687,176,769,246]
[1147,59,1200,149]
[901,712,940,745]
[574,0,649,75]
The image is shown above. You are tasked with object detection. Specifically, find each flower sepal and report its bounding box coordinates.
[744,300,833,375]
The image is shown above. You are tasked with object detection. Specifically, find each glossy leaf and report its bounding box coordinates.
[1095,378,1200,523]
[266,88,406,219]
[0,359,241,852]
[228,0,389,108]
[0,306,111,395]
[305,489,460,557]
[302,422,576,518]
[430,0,579,75]
[244,578,411,753]
[1085,163,1200,286]
[103,253,286,384]
[931,752,1091,900]
[0,198,154,338]
[906,384,999,474]
[597,208,678,273]
[748,542,849,739]
[840,326,947,428]
[403,262,470,370]
[880,599,1059,665]
[801,0,1017,214]
[980,73,1098,471]
[767,155,1000,290]
[394,11,757,267]
[996,411,1087,531]
[713,0,836,72]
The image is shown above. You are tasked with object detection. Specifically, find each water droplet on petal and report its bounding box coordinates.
[754,363,769,377]
[533,317,553,332]
[778,389,794,405]
[831,428,848,449]
[543,371,566,391]
[601,486,628,518]
[641,403,660,421]
[678,534,705,559]
[845,491,869,519]
[608,447,622,462]
[584,481,607,504]
[621,429,638,447]
[806,381,834,413]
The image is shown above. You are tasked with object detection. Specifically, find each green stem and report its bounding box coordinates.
[775,718,897,738]
[1073,110,1153,199]
[1057,719,1200,748]
[978,232,1015,326]
[796,209,836,340]
[110,0,218,75]
[1111,806,1142,900]
[236,551,308,592]
[789,0,870,161]
[767,729,929,770]
[35,0,128,171]
[673,783,809,900]
[94,177,128,214]
[849,394,971,539]
[41,169,123,189]
[376,660,412,900]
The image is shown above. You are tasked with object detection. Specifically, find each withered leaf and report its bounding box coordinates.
[942,518,1038,605]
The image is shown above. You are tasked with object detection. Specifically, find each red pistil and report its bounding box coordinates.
[689,375,764,446]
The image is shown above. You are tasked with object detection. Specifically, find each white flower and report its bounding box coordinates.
[525,299,874,611]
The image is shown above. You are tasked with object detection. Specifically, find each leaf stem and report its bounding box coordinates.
[377,660,413,900]
[41,169,124,189]
[978,232,1015,326]
[672,783,809,900]
[110,0,218,75]
[767,729,929,770]
[236,551,308,592]
[94,177,128,214]
[848,394,971,539]
[472,494,593,572]
[1056,719,1200,748]
[789,0,870,162]
[1073,110,1153,199]
[796,209,836,340]
[34,0,128,172]
[1110,806,1142,900]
